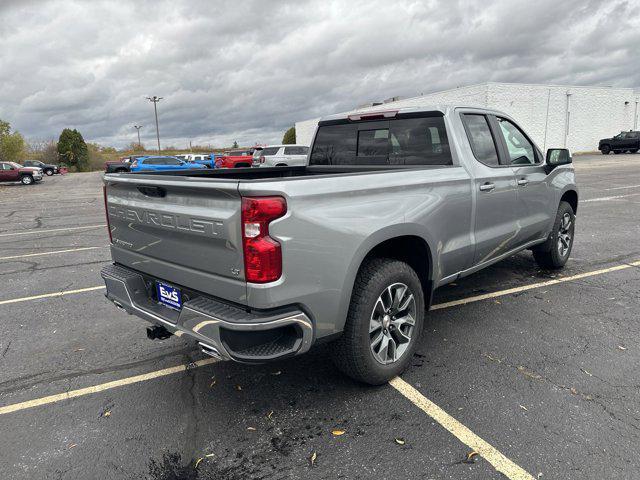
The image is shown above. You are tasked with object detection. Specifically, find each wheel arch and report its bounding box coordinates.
[339,229,436,332]
[560,189,578,214]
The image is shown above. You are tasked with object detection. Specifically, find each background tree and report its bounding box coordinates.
[57,128,89,171]
[0,119,26,162]
[282,126,296,144]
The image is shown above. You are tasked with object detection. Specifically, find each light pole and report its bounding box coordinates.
[146,96,163,154]
[133,125,142,149]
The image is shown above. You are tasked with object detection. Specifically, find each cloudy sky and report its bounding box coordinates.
[0,0,639,149]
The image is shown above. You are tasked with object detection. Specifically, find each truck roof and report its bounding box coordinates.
[318,105,507,123]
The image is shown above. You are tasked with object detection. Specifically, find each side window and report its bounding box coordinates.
[389,117,452,165]
[461,114,499,167]
[284,146,308,155]
[165,157,181,165]
[496,118,538,165]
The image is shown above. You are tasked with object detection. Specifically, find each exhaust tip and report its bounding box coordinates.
[199,342,223,360]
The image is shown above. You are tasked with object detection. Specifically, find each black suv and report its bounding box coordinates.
[598,131,640,155]
[23,160,60,175]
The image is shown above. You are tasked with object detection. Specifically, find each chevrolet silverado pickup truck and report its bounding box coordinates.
[101,106,578,384]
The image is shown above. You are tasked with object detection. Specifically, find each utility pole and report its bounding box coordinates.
[146,96,163,154]
[133,125,142,149]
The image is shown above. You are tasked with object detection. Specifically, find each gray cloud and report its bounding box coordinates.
[0,0,638,148]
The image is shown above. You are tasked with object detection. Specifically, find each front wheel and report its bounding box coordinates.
[45,169,54,176]
[533,201,575,269]
[330,258,425,385]
[600,145,610,155]
[20,175,34,185]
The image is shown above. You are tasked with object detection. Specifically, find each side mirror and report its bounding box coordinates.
[546,148,572,169]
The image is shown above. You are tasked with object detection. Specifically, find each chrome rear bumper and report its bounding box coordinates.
[101,264,314,362]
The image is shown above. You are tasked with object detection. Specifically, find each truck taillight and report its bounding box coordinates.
[103,185,112,243]
[241,196,286,283]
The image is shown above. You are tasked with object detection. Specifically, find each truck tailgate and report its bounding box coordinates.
[104,175,246,303]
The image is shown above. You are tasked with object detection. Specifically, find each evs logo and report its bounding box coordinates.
[159,286,178,302]
[156,282,182,309]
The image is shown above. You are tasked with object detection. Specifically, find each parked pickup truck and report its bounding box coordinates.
[101,106,578,384]
[0,161,43,185]
[104,157,140,173]
[598,131,640,154]
[215,150,253,168]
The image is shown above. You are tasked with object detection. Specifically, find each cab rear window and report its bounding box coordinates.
[310,114,452,166]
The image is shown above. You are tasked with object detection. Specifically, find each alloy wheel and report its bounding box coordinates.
[557,212,573,257]
[369,282,416,365]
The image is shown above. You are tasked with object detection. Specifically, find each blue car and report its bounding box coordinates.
[129,156,207,172]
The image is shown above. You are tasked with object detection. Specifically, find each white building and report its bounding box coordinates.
[296,82,640,153]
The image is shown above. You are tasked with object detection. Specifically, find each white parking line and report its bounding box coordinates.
[604,184,640,191]
[0,224,106,237]
[582,192,640,203]
[389,377,535,480]
[0,246,105,261]
[0,358,217,416]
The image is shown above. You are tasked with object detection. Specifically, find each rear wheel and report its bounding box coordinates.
[330,258,425,385]
[44,169,54,176]
[600,145,610,155]
[533,201,575,269]
[630,149,638,154]
[21,175,34,185]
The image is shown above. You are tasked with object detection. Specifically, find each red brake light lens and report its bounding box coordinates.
[103,185,112,243]
[241,196,287,283]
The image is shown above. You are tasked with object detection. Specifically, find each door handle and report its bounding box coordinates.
[517,178,529,186]
[479,182,495,192]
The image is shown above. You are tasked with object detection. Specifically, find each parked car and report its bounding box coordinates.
[23,160,61,176]
[129,156,207,172]
[253,145,309,167]
[184,153,217,169]
[598,131,640,154]
[0,161,43,185]
[105,156,140,173]
[101,105,578,385]
[215,150,253,168]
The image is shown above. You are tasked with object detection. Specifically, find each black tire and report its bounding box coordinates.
[330,258,425,385]
[630,149,638,154]
[44,169,54,176]
[20,175,34,185]
[533,201,575,269]
[600,145,610,155]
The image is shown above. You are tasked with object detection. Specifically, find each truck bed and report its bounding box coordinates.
[123,165,442,181]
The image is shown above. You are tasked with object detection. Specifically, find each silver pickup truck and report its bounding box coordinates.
[101,106,578,384]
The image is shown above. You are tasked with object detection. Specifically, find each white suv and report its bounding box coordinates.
[253,145,309,167]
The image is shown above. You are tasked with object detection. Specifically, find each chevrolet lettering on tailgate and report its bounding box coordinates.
[108,205,222,236]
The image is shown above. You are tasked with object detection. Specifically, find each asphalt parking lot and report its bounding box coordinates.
[1,154,639,480]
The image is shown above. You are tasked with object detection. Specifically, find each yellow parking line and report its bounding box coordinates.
[0,286,105,305]
[389,377,535,480]
[0,224,106,238]
[431,260,640,310]
[0,358,217,416]
[0,246,105,261]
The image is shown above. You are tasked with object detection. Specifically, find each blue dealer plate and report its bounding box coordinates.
[156,282,183,310]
